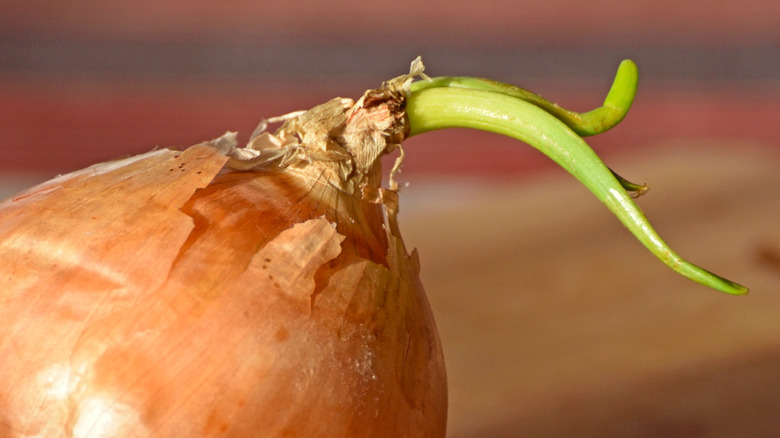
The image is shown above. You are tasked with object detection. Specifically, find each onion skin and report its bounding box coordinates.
[0,143,447,436]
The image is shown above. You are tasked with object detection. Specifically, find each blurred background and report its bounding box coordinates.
[1,1,779,436]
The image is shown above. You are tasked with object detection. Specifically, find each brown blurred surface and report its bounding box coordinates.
[400,141,780,437]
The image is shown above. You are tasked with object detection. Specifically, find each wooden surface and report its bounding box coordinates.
[400,141,780,437]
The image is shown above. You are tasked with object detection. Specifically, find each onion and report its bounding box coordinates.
[0,58,746,437]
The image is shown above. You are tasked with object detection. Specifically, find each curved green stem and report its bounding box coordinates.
[410,59,639,137]
[405,86,748,295]
[410,60,645,194]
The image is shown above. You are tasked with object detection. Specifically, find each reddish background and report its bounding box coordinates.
[1,0,778,179]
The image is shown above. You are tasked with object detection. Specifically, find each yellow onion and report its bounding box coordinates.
[0,58,746,437]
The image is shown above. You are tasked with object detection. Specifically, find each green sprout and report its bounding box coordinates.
[405,60,748,295]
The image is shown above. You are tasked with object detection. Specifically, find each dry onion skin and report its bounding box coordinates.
[0,58,747,437]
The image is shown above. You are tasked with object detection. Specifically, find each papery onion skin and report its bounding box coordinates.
[0,130,446,433]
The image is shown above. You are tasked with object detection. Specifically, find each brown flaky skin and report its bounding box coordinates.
[0,144,447,436]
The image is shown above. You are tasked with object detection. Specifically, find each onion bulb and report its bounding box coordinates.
[0,58,746,437]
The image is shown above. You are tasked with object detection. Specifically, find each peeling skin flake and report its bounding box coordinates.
[251,217,345,302]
